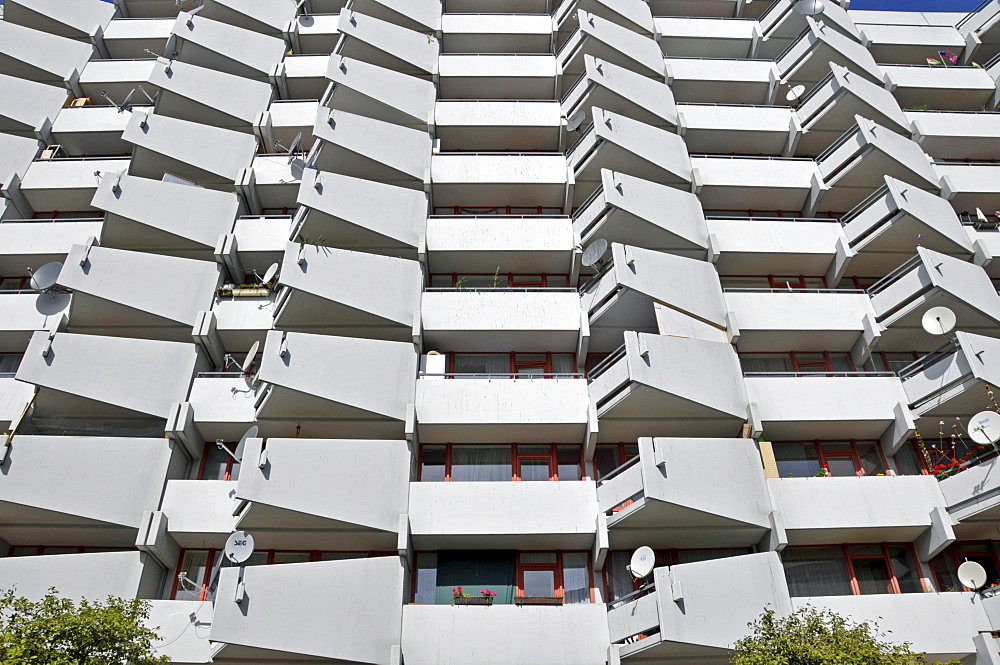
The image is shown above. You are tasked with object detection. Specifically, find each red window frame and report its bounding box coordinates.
[429,273,571,288]
[784,543,927,595]
[5,545,129,557]
[738,351,858,375]
[592,443,639,482]
[447,352,578,377]
[417,443,586,482]
[431,206,563,216]
[775,440,890,477]
[196,441,239,481]
[937,542,1000,591]
[516,551,595,602]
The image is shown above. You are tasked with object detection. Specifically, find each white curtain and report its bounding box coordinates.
[451,446,512,481]
[453,354,510,377]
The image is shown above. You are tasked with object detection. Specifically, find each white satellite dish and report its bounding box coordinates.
[628,546,655,579]
[581,239,610,269]
[785,85,806,103]
[233,425,259,462]
[223,531,255,565]
[566,110,587,132]
[241,341,260,373]
[794,0,824,15]
[921,306,957,336]
[29,262,63,292]
[958,560,988,590]
[261,263,279,286]
[969,411,1000,445]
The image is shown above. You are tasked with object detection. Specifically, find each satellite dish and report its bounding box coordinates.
[794,0,824,15]
[581,238,610,268]
[29,262,63,292]
[233,425,259,461]
[566,110,587,132]
[262,263,279,285]
[969,411,1000,445]
[958,560,988,590]
[241,341,260,373]
[921,306,957,336]
[287,132,303,164]
[629,546,655,579]
[223,531,255,565]
[785,85,806,102]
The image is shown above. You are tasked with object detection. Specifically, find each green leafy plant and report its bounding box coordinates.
[0,587,170,664]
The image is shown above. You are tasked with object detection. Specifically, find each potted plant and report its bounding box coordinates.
[514,594,564,606]
[452,586,493,606]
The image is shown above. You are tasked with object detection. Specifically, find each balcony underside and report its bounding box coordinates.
[607,499,768,549]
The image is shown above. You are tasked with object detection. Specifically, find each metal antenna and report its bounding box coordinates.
[137,85,156,105]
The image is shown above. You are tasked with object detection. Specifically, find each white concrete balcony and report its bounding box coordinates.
[349,0,441,32]
[15,330,206,422]
[569,108,692,208]
[408,481,599,549]
[309,107,432,190]
[274,243,422,341]
[960,0,1000,64]
[232,215,289,276]
[245,154,303,213]
[573,169,708,258]
[693,156,817,212]
[0,21,93,90]
[159,479,237,547]
[0,73,68,139]
[795,594,994,664]
[0,551,163,602]
[868,247,1000,350]
[211,556,406,663]
[860,23,965,66]
[336,10,439,79]
[776,18,883,89]
[324,55,435,130]
[901,332,1000,421]
[438,54,557,99]
[596,438,771,549]
[589,332,749,441]
[607,553,792,661]
[582,244,726,350]
[692,104,798,157]
[442,13,552,53]
[16,156,129,214]
[883,65,997,112]
[431,153,569,210]
[707,217,846,279]
[124,111,256,189]
[811,116,941,215]
[255,330,418,439]
[148,59,273,132]
[195,0,298,37]
[435,100,562,152]
[757,0,857,60]
[444,0,547,10]
[421,290,583,352]
[561,55,678,135]
[795,64,911,157]
[258,100,316,159]
[0,133,44,212]
[769,476,946,545]
[114,0,199,18]
[656,16,757,58]
[295,12,341,55]
[234,438,410,550]
[910,110,1000,161]
[101,17,174,59]
[556,0,654,48]
[402,605,610,665]
[48,106,137,157]
[557,10,664,89]
[78,59,159,105]
[939,456,1000,538]
[293,169,425,257]
[938,163,1000,213]
[0,292,70,354]
[664,57,778,104]
[146,601,214,663]
[0,376,36,432]
[57,244,221,342]
[425,215,575,274]
[0,436,183,547]
[170,11,287,84]
[186,375,259,441]
[93,172,240,259]
[649,0,741,17]
[280,53,334,100]
[840,177,974,277]
[3,0,116,42]
[0,218,104,278]
[724,290,875,353]
[415,377,590,443]
[745,375,913,449]
[209,293,275,359]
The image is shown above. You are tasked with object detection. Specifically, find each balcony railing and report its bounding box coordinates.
[0,216,105,224]
[864,254,922,298]
[595,453,639,484]
[424,287,578,292]
[606,580,655,610]
[587,343,626,383]
[743,371,896,377]
[723,287,865,294]
[419,372,584,379]
[896,339,959,380]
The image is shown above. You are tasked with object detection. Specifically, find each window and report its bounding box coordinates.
[719,275,828,289]
[6,546,129,557]
[739,352,856,375]
[0,276,29,291]
[429,274,571,288]
[773,441,887,478]
[197,442,241,481]
[0,354,22,375]
[929,542,1000,591]
[448,352,577,378]
[432,206,562,216]
[604,548,752,602]
[593,443,639,481]
[781,545,925,596]
[418,444,584,482]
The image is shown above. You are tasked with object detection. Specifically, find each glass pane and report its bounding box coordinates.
[520,459,550,481]
[562,553,590,604]
[624,444,639,458]
[519,445,550,455]
[177,551,210,598]
[453,354,509,375]
[523,570,555,597]
[893,445,924,476]
[430,274,452,287]
[557,446,582,481]
[782,547,853,596]
[740,354,794,373]
[512,275,543,285]
[0,354,22,373]
[825,454,857,477]
[853,557,893,595]
[520,553,557,564]
[451,446,512,482]
[421,446,446,482]
[720,276,770,288]
[273,552,311,564]
[414,553,437,604]
[320,552,366,561]
[803,277,826,289]
[888,546,922,593]
[594,446,620,480]
[856,443,886,476]
[8,547,37,557]
[43,547,78,555]
[848,545,883,557]
[200,446,231,480]
[929,553,960,591]
[829,354,853,372]
[515,365,545,376]
[551,354,576,375]
[547,275,570,287]
[244,552,268,567]
[773,442,821,478]
[460,274,508,288]
[606,551,636,602]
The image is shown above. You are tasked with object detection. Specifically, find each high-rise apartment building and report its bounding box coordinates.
[3,0,1000,662]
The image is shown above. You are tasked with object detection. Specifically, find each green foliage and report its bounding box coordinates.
[0,587,170,664]
[731,606,961,665]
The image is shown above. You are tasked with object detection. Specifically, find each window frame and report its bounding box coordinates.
[417,443,585,482]
[196,441,240,481]
[447,352,577,377]
[782,543,927,596]
[430,273,571,289]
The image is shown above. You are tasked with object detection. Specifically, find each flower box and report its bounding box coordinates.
[514,596,563,606]
[454,596,494,606]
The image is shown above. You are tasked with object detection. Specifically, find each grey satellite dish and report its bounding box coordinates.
[287,132,302,164]
[581,238,610,269]
[794,0,824,15]
[233,425,259,462]
[29,262,63,292]
[223,531,255,565]
[262,263,279,286]
[969,411,1000,445]
[921,306,957,336]
[958,560,988,590]
[628,546,655,579]
[241,341,260,373]
[566,110,587,132]
[785,85,806,103]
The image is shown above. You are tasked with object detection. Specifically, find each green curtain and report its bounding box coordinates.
[435,551,516,604]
